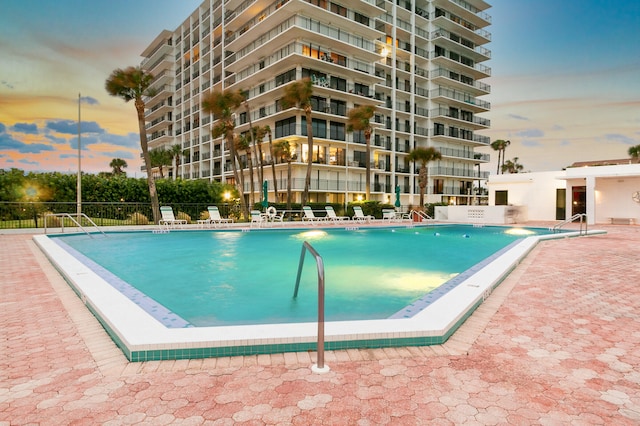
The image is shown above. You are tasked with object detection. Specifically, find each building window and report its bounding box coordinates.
[353,130,366,144]
[275,69,296,86]
[353,150,366,167]
[310,96,328,112]
[330,99,346,116]
[275,117,296,138]
[302,117,327,138]
[354,13,369,26]
[354,83,369,96]
[495,190,508,206]
[330,2,347,17]
[330,76,346,92]
[330,121,345,140]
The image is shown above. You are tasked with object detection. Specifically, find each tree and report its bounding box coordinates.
[236,133,255,207]
[502,157,524,174]
[347,104,376,200]
[105,66,161,223]
[274,140,294,211]
[149,147,172,178]
[490,139,511,174]
[408,146,442,208]
[169,144,184,179]
[109,158,127,176]
[201,89,248,219]
[281,78,313,205]
[263,125,278,200]
[253,126,265,188]
[629,145,640,163]
[242,91,263,193]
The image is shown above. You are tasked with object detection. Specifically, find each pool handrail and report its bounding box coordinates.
[552,213,587,235]
[44,213,106,237]
[293,241,328,373]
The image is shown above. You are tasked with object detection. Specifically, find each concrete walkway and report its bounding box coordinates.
[1,224,639,425]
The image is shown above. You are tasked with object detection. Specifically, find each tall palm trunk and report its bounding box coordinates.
[135,99,160,224]
[244,102,259,206]
[365,129,372,200]
[226,130,248,219]
[286,159,292,211]
[302,107,313,205]
[257,138,264,188]
[246,146,255,208]
[418,165,427,208]
[267,128,278,200]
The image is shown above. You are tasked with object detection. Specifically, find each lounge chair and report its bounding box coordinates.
[199,206,234,228]
[352,206,373,222]
[325,206,348,221]
[159,206,187,228]
[382,208,397,222]
[250,210,267,228]
[302,206,327,224]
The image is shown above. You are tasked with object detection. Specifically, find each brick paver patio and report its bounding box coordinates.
[1,224,639,424]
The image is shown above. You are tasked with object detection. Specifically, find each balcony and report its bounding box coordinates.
[430,107,490,129]
[431,87,490,112]
[431,28,491,62]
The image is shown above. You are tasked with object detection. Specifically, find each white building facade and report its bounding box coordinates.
[141,0,492,207]
[486,164,640,225]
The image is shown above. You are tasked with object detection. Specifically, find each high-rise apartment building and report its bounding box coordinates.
[141,0,491,206]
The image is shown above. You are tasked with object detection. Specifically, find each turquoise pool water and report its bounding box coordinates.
[51,225,553,327]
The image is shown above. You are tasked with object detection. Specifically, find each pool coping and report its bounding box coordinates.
[33,226,604,361]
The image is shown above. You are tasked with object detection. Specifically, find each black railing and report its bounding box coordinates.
[0,202,238,229]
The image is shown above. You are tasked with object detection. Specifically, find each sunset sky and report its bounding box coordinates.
[1,0,639,176]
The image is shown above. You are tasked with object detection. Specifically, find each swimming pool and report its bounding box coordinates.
[34,224,595,361]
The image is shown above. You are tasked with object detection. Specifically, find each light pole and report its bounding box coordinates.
[77,93,82,223]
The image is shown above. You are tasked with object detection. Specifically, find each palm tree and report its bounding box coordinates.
[169,144,183,179]
[490,139,511,174]
[236,133,255,207]
[274,140,293,211]
[263,125,278,200]
[241,91,262,192]
[253,126,266,187]
[109,158,127,176]
[408,146,442,208]
[629,145,640,163]
[201,89,248,218]
[149,147,172,178]
[502,157,524,174]
[347,104,376,200]
[105,66,161,223]
[281,78,313,205]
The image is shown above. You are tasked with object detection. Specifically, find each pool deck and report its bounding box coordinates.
[2,222,640,424]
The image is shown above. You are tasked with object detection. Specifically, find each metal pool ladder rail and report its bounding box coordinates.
[293,241,329,373]
[552,213,587,235]
[44,213,106,237]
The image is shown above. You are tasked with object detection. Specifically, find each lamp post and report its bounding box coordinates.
[77,93,82,223]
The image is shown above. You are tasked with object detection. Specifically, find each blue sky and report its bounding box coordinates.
[1,0,639,176]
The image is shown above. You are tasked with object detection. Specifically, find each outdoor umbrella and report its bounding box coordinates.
[262,180,269,209]
[394,185,401,208]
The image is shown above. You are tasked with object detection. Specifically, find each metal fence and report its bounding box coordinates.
[0,202,239,229]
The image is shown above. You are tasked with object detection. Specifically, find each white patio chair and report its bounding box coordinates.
[159,206,187,228]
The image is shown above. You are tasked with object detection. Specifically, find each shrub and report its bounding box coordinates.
[129,212,149,225]
[176,211,191,223]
